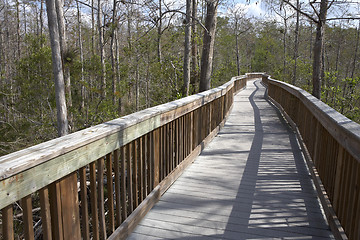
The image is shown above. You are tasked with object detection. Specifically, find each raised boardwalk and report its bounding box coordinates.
[127,80,334,239]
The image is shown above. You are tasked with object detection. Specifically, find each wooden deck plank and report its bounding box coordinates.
[127,80,334,239]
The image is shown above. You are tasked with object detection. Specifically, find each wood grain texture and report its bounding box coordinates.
[79,167,90,240]
[106,153,115,232]
[39,187,52,240]
[89,162,99,240]
[21,195,34,240]
[2,205,14,240]
[97,158,107,240]
[113,149,122,227]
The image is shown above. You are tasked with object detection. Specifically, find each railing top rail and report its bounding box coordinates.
[268,77,360,163]
[0,75,245,181]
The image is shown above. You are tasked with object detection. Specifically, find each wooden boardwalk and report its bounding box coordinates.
[127,80,334,239]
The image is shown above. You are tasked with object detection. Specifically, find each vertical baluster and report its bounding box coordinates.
[349,160,359,239]
[39,187,52,240]
[153,128,160,186]
[132,141,139,208]
[147,133,153,192]
[159,126,164,180]
[126,143,134,213]
[21,195,34,240]
[97,158,107,239]
[120,146,127,221]
[89,162,99,240]
[179,117,183,162]
[113,149,122,227]
[106,153,115,232]
[2,205,14,240]
[139,138,144,202]
[175,118,179,166]
[170,121,174,171]
[190,111,194,152]
[165,124,169,175]
[48,181,63,240]
[142,136,147,199]
[79,167,89,240]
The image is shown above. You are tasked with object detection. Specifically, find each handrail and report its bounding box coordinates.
[0,74,258,239]
[263,75,360,240]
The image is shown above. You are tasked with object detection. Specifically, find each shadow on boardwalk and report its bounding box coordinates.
[127,80,334,240]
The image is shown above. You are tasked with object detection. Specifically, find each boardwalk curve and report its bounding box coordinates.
[127,79,334,239]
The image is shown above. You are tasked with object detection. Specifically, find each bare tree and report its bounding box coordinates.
[98,0,106,98]
[183,0,193,96]
[283,0,329,98]
[199,0,219,92]
[45,0,68,136]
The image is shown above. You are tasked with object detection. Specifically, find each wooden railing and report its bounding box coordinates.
[0,74,259,240]
[263,75,360,240]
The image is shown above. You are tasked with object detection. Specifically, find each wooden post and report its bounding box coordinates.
[153,129,160,186]
[79,168,90,240]
[49,172,80,240]
[3,205,14,240]
[113,149,122,227]
[97,158,107,240]
[106,153,115,232]
[39,187,53,240]
[120,146,127,221]
[89,162,99,240]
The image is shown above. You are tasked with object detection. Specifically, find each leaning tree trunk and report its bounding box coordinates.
[46,0,68,136]
[55,0,72,132]
[199,0,218,92]
[183,0,192,96]
[312,0,328,99]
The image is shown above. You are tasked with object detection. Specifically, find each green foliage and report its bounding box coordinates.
[322,71,360,123]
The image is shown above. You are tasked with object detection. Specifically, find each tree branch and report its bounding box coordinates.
[282,0,319,23]
[161,9,209,34]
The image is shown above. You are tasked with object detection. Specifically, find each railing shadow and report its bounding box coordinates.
[217,80,334,239]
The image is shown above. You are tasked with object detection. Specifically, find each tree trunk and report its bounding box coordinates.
[116,31,122,114]
[199,0,218,92]
[190,0,198,91]
[110,0,118,104]
[312,0,328,99]
[183,0,192,96]
[55,0,72,132]
[16,0,21,59]
[292,0,299,85]
[45,0,68,137]
[235,18,240,76]
[157,0,162,63]
[350,20,360,79]
[77,1,85,112]
[98,0,106,98]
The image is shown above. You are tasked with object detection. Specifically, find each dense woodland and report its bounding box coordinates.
[0,0,359,156]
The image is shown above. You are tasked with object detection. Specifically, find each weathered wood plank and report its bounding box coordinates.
[106,153,115,232]
[127,143,134,213]
[60,173,81,240]
[89,162,99,240]
[21,195,34,240]
[79,167,89,240]
[97,158,107,240]
[48,181,63,240]
[2,205,14,240]
[39,187,52,240]
[120,146,127,221]
[113,149,122,226]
